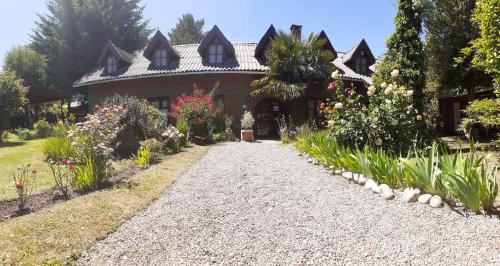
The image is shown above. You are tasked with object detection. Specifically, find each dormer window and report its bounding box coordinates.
[209,44,223,64]
[355,51,368,74]
[154,48,168,67]
[107,55,118,73]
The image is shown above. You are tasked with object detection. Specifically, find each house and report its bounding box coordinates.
[74,24,376,138]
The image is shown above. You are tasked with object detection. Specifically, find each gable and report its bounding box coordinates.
[143,30,180,64]
[97,40,133,67]
[318,31,337,59]
[342,39,375,66]
[198,25,235,62]
[255,24,277,60]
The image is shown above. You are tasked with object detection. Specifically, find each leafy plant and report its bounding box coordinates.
[73,155,108,192]
[34,119,52,138]
[48,159,75,197]
[161,126,184,153]
[12,165,37,211]
[134,147,151,168]
[240,111,255,130]
[0,71,27,142]
[42,136,77,161]
[176,119,189,147]
[367,148,406,188]
[401,143,446,196]
[139,138,163,161]
[17,129,38,140]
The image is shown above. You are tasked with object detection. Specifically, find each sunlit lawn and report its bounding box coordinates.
[0,133,54,201]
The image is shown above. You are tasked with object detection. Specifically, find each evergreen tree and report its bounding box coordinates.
[31,0,152,93]
[168,13,205,45]
[373,0,425,112]
[3,46,47,91]
[425,0,491,98]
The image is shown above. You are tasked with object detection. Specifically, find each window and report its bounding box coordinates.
[355,50,368,74]
[107,55,117,73]
[154,48,168,67]
[209,44,223,64]
[307,98,325,126]
[149,97,169,124]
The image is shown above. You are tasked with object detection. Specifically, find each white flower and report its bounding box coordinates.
[390,119,398,126]
[380,82,387,89]
[384,87,392,95]
[405,90,414,97]
[71,141,77,146]
[327,120,334,126]
[375,138,383,146]
[385,99,392,104]
[331,70,340,80]
[368,85,376,92]
[391,69,400,79]
[334,102,344,109]
[367,90,374,96]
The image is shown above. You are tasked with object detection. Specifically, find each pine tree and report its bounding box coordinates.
[373,0,425,112]
[31,0,152,93]
[168,13,205,45]
[425,0,491,98]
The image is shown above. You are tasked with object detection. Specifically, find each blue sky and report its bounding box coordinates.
[0,0,397,62]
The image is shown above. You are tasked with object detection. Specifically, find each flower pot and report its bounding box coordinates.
[241,129,254,142]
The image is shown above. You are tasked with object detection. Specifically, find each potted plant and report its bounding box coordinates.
[240,111,255,142]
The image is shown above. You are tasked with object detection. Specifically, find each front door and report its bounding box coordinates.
[254,99,283,138]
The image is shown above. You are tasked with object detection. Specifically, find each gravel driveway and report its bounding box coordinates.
[78,141,500,265]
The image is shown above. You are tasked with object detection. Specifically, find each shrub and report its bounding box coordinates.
[241,111,255,130]
[0,71,27,142]
[176,119,189,147]
[139,138,163,161]
[12,165,37,211]
[34,119,52,138]
[17,128,38,140]
[51,120,68,137]
[73,155,109,191]
[134,147,151,168]
[42,136,77,161]
[47,159,75,197]
[365,148,407,188]
[213,132,237,142]
[161,126,184,153]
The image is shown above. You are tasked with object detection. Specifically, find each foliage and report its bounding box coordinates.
[12,165,37,211]
[139,138,163,161]
[240,111,255,130]
[0,71,28,142]
[251,31,334,100]
[47,159,75,197]
[134,147,151,168]
[170,86,214,141]
[17,129,38,140]
[161,126,184,153]
[42,136,77,161]
[400,143,446,196]
[176,119,188,147]
[51,120,69,137]
[364,148,408,188]
[213,132,237,142]
[34,119,52,138]
[168,13,205,45]
[73,155,107,191]
[372,0,425,112]
[424,0,491,98]
[31,0,152,93]
[3,46,47,91]
[460,99,500,146]
[466,0,500,86]
[103,95,166,154]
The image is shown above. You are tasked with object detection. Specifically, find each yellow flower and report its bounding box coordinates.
[416,115,423,121]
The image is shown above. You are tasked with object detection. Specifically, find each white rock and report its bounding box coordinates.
[402,188,420,203]
[418,194,432,204]
[334,169,343,175]
[357,176,367,185]
[342,172,354,181]
[379,184,395,200]
[307,158,313,163]
[364,179,381,193]
[313,160,320,165]
[429,195,443,208]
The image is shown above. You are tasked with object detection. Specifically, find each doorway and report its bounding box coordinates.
[253,98,285,139]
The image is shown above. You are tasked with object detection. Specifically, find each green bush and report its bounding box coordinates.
[73,155,108,192]
[0,71,27,141]
[139,138,163,161]
[42,136,77,161]
[51,120,68,137]
[176,119,188,147]
[34,119,52,138]
[213,132,237,142]
[17,129,38,140]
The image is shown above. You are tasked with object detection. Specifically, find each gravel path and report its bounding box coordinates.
[78,141,500,265]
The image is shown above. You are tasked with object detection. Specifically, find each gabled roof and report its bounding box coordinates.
[143,30,180,61]
[75,43,267,87]
[342,39,375,66]
[97,40,133,66]
[255,24,277,58]
[334,52,372,84]
[318,31,337,59]
[198,25,235,57]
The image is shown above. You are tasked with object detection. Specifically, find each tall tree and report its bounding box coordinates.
[373,0,425,112]
[0,71,28,142]
[168,13,205,45]
[251,32,334,100]
[31,0,152,93]
[3,46,47,90]
[424,0,491,98]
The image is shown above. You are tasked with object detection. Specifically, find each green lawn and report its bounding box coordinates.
[0,134,54,201]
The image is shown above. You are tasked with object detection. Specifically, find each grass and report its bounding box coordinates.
[0,133,54,201]
[0,144,210,265]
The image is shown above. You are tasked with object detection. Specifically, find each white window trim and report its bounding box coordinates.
[154,48,168,67]
[208,44,224,64]
[107,55,117,73]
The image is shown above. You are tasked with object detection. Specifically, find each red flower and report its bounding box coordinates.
[327,82,337,91]
[67,164,75,170]
[319,103,326,110]
[61,159,68,165]
[32,169,37,174]
[16,183,24,190]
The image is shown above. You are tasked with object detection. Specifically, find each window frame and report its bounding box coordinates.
[148,97,170,124]
[154,48,168,67]
[107,55,118,73]
[208,44,224,64]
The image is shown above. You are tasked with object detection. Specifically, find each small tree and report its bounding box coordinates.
[251,31,334,100]
[0,71,28,142]
[168,13,205,45]
[3,46,47,90]
[373,0,425,112]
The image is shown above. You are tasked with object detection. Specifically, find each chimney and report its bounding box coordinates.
[290,24,302,40]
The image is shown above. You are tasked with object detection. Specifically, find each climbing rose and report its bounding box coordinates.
[319,103,326,110]
[405,90,414,97]
[61,159,68,165]
[391,69,400,79]
[334,103,344,109]
[327,82,337,91]
[381,82,388,89]
[416,115,423,121]
[331,70,340,79]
